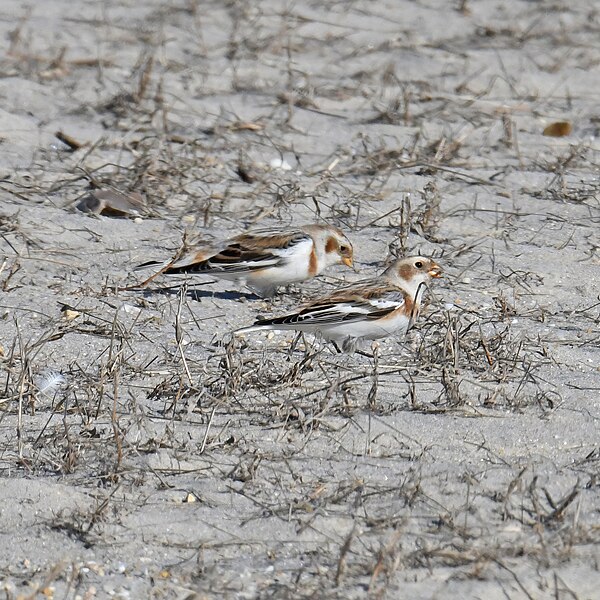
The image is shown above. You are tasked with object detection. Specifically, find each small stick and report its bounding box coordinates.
[176,283,193,384]
[335,523,356,587]
[55,130,85,151]
[199,405,217,454]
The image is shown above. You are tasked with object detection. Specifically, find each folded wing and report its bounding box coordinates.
[256,285,407,327]
[165,230,312,274]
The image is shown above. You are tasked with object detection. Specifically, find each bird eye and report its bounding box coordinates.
[415,261,423,268]
[340,245,349,253]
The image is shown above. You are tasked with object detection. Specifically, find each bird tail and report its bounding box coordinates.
[235,313,304,335]
[129,231,205,286]
[134,259,165,271]
[234,323,271,335]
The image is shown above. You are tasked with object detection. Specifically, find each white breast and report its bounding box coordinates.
[247,237,314,286]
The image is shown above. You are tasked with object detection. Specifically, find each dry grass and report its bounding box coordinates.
[0,0,599,597]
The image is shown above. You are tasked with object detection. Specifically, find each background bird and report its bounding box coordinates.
[135,223,354,297]
[236,256,442,351]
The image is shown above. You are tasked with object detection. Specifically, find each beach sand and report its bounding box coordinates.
[0,1,599,597]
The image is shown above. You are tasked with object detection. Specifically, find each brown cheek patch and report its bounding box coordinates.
[399,264,412,281]
[308,246,318,276]
[325,237,338,254]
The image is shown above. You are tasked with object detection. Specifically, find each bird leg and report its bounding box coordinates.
[341,336,358,354]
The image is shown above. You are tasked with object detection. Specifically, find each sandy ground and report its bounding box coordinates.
[1,0,600,598]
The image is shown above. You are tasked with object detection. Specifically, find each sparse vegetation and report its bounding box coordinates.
[0,0,599,598]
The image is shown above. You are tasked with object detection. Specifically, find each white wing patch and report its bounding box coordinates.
[368,293,405,310]
[273,290,407,326]
[328,303,372,315]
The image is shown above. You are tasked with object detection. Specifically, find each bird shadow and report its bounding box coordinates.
[134,283,262,302]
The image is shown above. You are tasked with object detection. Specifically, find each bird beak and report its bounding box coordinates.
[342,256,354,268]
[428,263,443,278]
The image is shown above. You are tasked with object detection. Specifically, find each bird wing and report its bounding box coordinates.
[194,230,312,274]
[258,283,407,327]
[131,229,312,286]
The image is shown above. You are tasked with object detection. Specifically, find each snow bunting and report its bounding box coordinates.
[136,224,353,297]
[236,256,442,351]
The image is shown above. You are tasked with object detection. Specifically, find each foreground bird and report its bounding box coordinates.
[236,256,442,351]
[135,224,354,297]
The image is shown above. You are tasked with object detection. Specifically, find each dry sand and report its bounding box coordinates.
[1,0,600,598]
